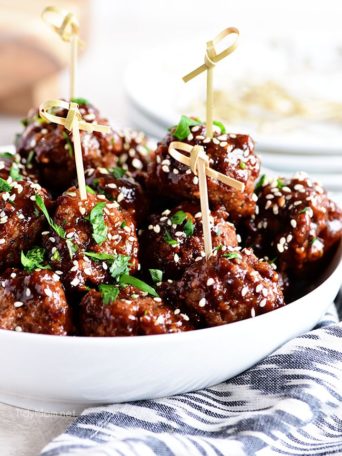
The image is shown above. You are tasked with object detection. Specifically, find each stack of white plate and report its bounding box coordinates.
[124,40,342,201]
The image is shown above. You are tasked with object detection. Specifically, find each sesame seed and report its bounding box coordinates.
[153,225,161,234]
[14,301,24,308]
[199,297,207,307]
[162,165,170,173]
[193,176,199,185]
[277,243,285,253]
[66,232,74,239]
[0,239,5,245]
[207,278,215,286]
[173,168,179,175]
[132,158,143,169]
[10,272,16,279]
[251,308,256,318]
[70,278,80,287]
[25,288,31,297]
[44,288,52,297]
[49,237,55,243]
[162,209,171,216]
[174,308,181,315]
[186,169,192,174]
[290,219,297,228]
[174,254,180,263]
[259,299,267,308]
[241,286,248,297]
[255,284,263,293]
[262,289,268,297]
[15,326,23,332]
[279,237,286,245]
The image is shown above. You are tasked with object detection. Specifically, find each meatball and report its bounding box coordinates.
[0,179,51,270]
[175,247,285,327]
[42,187,139,293]
[247,174,342,273]
[148,123,260,220]
[140,202,238,279]
[85,167,149,224]
[0,268,73,335]
[79,285,193,336]
[16,99,117,194]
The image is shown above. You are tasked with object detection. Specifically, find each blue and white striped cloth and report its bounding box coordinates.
[41,300,342,456]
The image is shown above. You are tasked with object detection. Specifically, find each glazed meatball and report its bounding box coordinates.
[85,167,149,224]
[0,268,73,335]
[79,285,193,336]
[247,174,342,273]
[0,179,51,270]
[140,203,238,279]
[16,99,117,194]
[148,122,260,220]
[42,187,139,293]
[175,247,285,327]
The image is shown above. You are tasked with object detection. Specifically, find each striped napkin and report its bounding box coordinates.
[40,299,342,456]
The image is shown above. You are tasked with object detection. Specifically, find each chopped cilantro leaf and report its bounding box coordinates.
[164,230,178,246]
[66,239,78,259]
[149,269,163,283]
[255,174,267,191]
[84,252,116,261]
[276,178,284,189]
[0,178,12,192]
[9,163,21,181]
[86,185,96,195]
[213,120,226,134]
[62,132,74,158]
[223,252,241,260]
[173,115,201,140]
[35,195,65,238]
[111,167,126,179]
[184,218,194,237]
[109,254,130,279]
[0,152,13,160]
[70,97,90,105]
[21,247,50,271]
[171,210,187,225]
[119,274,159,297]
[99,284,120,305]
[89,203,107,244]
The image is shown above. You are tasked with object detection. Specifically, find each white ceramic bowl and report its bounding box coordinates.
[0,242,340,414]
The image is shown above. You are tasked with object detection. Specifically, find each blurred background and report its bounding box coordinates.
[0,0,341,197]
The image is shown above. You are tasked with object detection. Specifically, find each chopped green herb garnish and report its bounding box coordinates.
[21,247,50,271]
[111,167,126,179]
[119,274,159,297]
[239,162,246,170]
[0,178,12,192]
[121,221,127,229]
[299,207,309,214]
[86,185,96,195]
[171,210,187,225]
[164,230,178,246]
[149,269,163,283]
[26,150,35,166]
[21,118,29,127]
[213,120,226,134]
[52,249,61,261]
[35,194,66,238]
[311,237,319,245]
[223,252,241,260]
[62,132,74,158]
[70,97,90,105]
[89,202,108,244]
[255,174,267,191]
[184,219,194,237]
[84,252,116,261]
[99,284,120,305]
[214,244,223,252]
[66,239,78,259]
[173,115,201,140]
[276,178,284,189]
[109,254,130,279]
[9,163,21,181]
[0,152,13,160]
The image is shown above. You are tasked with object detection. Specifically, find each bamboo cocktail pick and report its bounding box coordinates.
[39,99,110,201]
[168,141,244,258]
[42,6,84,99]
[183,27,239,138]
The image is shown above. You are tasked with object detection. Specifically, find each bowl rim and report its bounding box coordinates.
[0,240,340,345]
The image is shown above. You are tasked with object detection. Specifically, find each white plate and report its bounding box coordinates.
[124,40,342,156]
[0,242,340,414]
